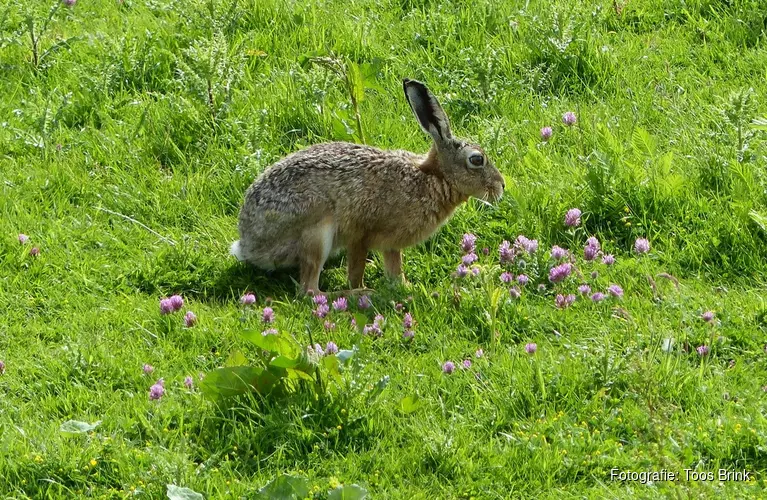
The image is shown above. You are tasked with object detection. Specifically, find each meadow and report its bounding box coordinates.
[2,0,767,498]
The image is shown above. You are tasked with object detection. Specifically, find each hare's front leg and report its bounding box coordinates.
[298,218,335,294]
[383,249,408,284]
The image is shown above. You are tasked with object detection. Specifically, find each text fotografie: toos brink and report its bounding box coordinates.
[610,469,752,483]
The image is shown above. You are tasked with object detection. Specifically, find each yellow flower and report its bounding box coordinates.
[329,477,341,489]
[90,459,97,466]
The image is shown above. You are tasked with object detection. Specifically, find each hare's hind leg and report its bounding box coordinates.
[383,249,409,285]
[383,250,402,279]
[346,242,368,289]
[299,217,336,294]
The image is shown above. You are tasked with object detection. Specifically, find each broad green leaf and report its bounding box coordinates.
[366,375,389,403]
[489,287,503,310]
[242,330,299,357]
[749,210,767,234]
[297,50,327,68]
[327,484,368,500]
[39,36,82,65]
[199,366,260,398]
[225,350,248,367]
[199,366,280,399]
[321,355,341,383]
[285,367,315,382]
[398,395,422,414]
[336,350,355,364]
[360,59,385,93]
[60,420,101,435]
[352,314,368,333]
[597,123,624,156]
[321,354,340,373]
[751,117,767,130]
[657,151,673,177]
[346,61,365,104]
[269,355,301,369]
[287,347,318,375]
[167,484,204,500]
[331,114,355,140]
[255,474,310,500]
[631,126,657,157]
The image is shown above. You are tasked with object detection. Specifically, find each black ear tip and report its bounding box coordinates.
[403,79,430,99]
[403,78,426,88]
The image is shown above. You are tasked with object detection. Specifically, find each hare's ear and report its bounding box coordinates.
[403,79,452,143]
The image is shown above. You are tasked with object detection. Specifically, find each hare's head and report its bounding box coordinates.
[404,79,505,202]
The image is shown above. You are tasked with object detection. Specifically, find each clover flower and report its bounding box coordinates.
[634,238,650,254]
[564,208,581,227]
[549,263,572,283]
[169,295,184,311]
[499,240,514,264]
[325,341,339,355]
[555,294,576,308]
[332,297,348,312]
[262,307,275,323]
[461,233,477,253]
[149,380,165,400]
[184,311,197,327]
[551,246,568,260]
[541,127,553,141]
[358,295,372,309]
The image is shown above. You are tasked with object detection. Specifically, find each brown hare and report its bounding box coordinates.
[231,79,505,293]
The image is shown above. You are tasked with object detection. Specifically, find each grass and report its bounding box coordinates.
[1,0,767,497]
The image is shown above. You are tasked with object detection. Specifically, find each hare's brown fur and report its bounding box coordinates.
[233,80,505,293]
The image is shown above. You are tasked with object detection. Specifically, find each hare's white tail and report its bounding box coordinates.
[230,240,245,261]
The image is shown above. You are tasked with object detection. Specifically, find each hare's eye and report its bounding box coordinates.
[468,154,484,168]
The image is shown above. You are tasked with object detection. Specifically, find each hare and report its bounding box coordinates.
[231,79,505,293]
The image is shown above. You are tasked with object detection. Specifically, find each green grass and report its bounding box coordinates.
[2,0,767,497]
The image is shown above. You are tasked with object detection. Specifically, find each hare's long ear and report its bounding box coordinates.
[403,79,452,143]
